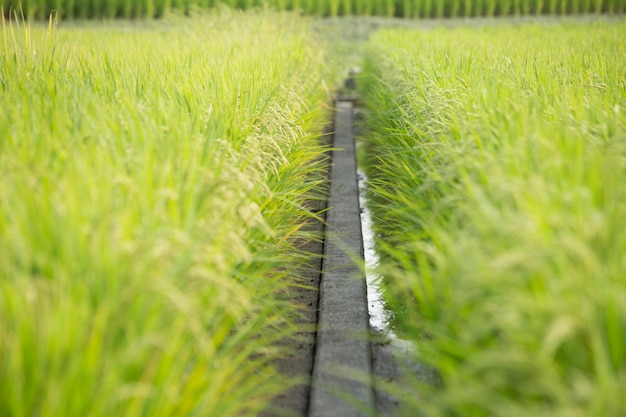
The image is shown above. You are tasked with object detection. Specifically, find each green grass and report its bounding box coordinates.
[360,21,626,416]
[0,10,331,417]
[2,0,625,19]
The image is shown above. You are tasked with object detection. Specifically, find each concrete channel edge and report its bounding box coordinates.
[308,100,375,417]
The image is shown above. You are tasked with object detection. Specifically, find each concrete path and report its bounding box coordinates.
[308,100,375,417]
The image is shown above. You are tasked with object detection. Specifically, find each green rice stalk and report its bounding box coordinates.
[449,0,461,16]
[338,0,350,15]
[360,21,626,417]
[498,0,512,14]
[421,0,433,17]
[435,0,444,17]
[0,10,332,417]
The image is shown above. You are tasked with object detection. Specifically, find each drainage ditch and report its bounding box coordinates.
[266,95,420,417]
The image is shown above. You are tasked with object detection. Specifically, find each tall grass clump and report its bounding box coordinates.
[0,10,330,417]
[360,21,626,416]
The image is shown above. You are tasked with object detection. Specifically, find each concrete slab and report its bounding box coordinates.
[308,101,375,417]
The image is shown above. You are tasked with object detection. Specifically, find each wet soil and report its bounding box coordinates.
[259,131,331,417]
[262,221,325,417]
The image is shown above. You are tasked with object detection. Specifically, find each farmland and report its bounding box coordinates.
[1,2,625,417]
[0,11,330,417]
[360,21,626,416]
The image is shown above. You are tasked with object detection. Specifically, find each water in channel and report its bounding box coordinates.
[357,169,413,353]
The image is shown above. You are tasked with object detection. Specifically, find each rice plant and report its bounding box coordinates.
[360,21,626,417]
[0,10,331,417]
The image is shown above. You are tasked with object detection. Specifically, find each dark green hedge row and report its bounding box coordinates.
[2,0,624,20]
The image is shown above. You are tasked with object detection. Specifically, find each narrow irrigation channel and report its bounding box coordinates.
[268,95,414,417]
[308,98,375,417]
[307,94,435,417]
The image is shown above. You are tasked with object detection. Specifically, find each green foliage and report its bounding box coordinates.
[2,0,626,19]
[360,22,626,416]
[0,10,330,417]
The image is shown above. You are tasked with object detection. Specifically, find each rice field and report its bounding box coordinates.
[2,0,626,415]
[2,0,625,19]
[360,21,626,416]
[0,10,331,417]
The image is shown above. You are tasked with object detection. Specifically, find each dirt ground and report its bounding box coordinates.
[261,222,326,417]
[259,124,331,417]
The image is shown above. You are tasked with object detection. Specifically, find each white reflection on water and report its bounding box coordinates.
[358,169,417,353]
[357,169,390,333]
[358,169,426,363]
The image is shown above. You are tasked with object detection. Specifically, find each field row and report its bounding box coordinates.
[360,21,626,416]
[2,0,625,19]
[0,11,330,417]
